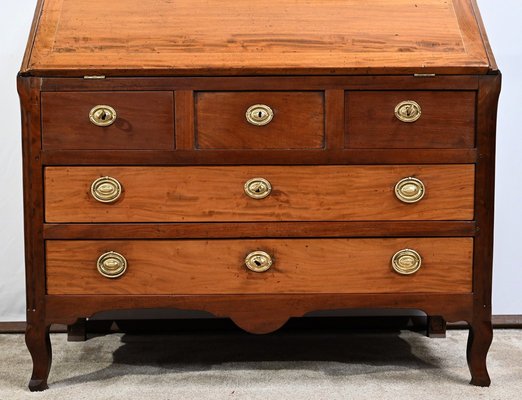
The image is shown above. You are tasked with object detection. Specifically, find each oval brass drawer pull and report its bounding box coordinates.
[244,177,272,199]
[89,105,117,127]
[246,104,274,126]
[245,250,273,273]
[91,176,122,203]
[97,251,127,278]
[395,100,421,123]
[391,249,422,275]
[395,177,425,203]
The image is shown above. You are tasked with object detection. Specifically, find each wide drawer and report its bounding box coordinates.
[44,165,475,222]
[195,91,325,149]
[345,91,476,148]
[41,91,175,150]
[46,238,473,295]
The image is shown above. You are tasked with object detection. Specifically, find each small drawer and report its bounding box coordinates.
[41,91,175,150]
[195,91,325,149]
[345,91,476,148]
[44,165,475,223]
[46,238,473,295]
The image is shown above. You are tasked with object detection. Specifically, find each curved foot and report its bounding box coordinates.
[28,378,49,392]
[26,323,52,392]
[467,320,493,387]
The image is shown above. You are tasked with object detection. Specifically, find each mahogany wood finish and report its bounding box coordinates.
[174,91,195,150]
[42,149,478,166]
[42,221,478,240]
[25,323,52,391]
[195,92,325,149]
[466,74,501,387]
[45,293,476,334]
[46,238,473,295]
[41,91,175,150]
[40,76,481,91]
[44,165,475,223]
[19,0,500,391]
[346,91,476,148]
[19,75,49,392]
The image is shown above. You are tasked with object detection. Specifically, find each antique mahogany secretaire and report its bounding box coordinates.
[18,0,500,391]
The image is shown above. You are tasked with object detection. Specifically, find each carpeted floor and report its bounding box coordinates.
[1,329,521,399]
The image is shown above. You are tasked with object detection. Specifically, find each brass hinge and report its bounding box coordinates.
[83,75,106,80]
[414,73,436,77]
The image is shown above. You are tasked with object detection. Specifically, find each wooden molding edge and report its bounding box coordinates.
[20,0,46,75]
[1,315,521,334]
[470,0,499,73]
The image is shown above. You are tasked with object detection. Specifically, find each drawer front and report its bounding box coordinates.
[346,91,475,148]
[195,92,325,149]
[42,91,175,150]
[45,165,474,222]
[46,238,473,295]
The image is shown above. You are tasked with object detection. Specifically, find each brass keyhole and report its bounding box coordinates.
[245,251,273,272]
[246,104,274,126]
[394,101,421,123]
[89,105,117,127]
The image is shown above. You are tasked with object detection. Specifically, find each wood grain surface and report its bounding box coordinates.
[196,92,324,149]
[46,238,473,295]
[44,165,475,222]
[346,91,476,148]
[41,92,175,150]
[23,0,491,76]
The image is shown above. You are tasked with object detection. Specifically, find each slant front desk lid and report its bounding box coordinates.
[21,0,496,76]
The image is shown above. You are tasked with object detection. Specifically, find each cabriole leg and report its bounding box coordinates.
[25,323,52,392]
[467,319,493,387]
